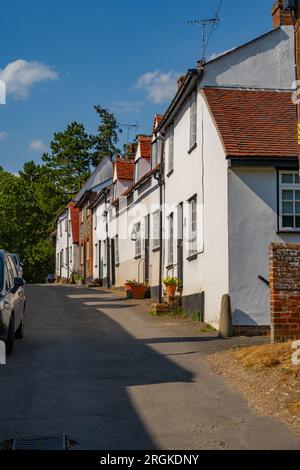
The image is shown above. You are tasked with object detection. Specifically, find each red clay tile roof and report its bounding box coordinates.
[69,202,80,244]
[203,88,298,158]
[114,158,135,180]
[138,136,152,159]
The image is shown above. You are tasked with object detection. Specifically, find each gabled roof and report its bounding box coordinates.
[138,136,152,159]
[74,156,113,203]
[153,114,164,134]
[203,88,298,158]
[114,158,135,181]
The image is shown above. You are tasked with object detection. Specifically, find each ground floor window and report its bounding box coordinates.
[168,213,174,266]
[279,171,300,231]
[188,195,197,257]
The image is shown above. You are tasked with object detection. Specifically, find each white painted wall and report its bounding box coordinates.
[55,207,79,279]
[201,93,229,328]
[203,26,294,90]
[93,194,110,281]
[162,89,229,326]
[228,168,300,326]
[115,176,160,292]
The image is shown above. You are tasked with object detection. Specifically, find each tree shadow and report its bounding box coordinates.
[0,285,195,450]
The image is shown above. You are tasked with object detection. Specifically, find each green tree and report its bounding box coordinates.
[91,106,120,165]
[42,121,92,195]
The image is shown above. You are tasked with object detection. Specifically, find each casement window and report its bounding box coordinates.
[94,212,97,230]
[57,254,60,273]
[68,220,71,237]
[60,221,62,237]
[134,223,142,258]
[103,241,107,267]
[135,161,139,182]
[168,124,174,173]
[153,210,160,250]
[65,218,68,232]
[69,246,72,265]
[189,91,197,150]
[188,196,198,257]
[80,210,84,224]
[115,235,120,265]
[95,243,98,267]
[279,171,300,231]
[152,140,158,168]
[80,245,84,265]
[86,241,90,261]
[168,213,174,266]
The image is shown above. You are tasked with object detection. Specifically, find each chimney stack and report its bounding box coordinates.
[272,1,295,28]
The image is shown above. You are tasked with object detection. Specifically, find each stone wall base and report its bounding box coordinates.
[233,325,270,337]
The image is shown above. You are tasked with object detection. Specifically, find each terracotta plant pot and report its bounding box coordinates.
[165,284,177,297]
[124,283,133,292]
[131,285,148,299]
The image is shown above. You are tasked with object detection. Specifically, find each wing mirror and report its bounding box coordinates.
[13,277,25,292]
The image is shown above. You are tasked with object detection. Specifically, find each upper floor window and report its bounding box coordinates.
[168,124,174,174]
[60,221,62,237]
[279,171,300,231]
[135,160,139,183]
[189,91,197,150]
[152,140,158,168]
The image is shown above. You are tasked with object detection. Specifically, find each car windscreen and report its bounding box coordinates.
[0,257,4,292]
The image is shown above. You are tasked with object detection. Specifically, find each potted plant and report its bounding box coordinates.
[163,277,181,297]
[124,280,135,292]
[131,281,149,299]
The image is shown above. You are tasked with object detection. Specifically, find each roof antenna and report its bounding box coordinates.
[188,0,223,64]
[119,122,140,149]
[188,16,220,64]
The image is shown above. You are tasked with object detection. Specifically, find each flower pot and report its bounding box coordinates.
[165,284,177,297]
[124,283,133,292]
[131,285,148,299]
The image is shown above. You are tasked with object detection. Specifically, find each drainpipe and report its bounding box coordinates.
[154,135,166,304]
[104,189,110,288]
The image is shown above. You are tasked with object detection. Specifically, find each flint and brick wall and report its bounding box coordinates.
[270,243,300,343]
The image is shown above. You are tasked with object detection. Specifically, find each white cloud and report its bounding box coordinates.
[0,59,58,100]
[0,131,9,141]
[135,70,180,104]
[208,47,237,62]
[111,100,144,114]
[28,139,47,152]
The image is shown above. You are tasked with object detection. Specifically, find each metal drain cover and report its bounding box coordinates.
[12,434,66,450]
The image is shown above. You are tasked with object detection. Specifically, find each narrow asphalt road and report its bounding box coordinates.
[0,284,299,450]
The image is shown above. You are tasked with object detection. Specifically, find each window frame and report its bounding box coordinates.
[168,212,174,266]
[279,171,300,232]
[188,195,198,258]
[134,222,142,259]
[152,210,160,251]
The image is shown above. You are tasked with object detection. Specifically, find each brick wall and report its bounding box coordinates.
[270,243,300,343]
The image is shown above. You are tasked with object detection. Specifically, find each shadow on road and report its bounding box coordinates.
[0,285,195,450]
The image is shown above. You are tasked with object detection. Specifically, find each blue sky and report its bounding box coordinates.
[0,0,273,173]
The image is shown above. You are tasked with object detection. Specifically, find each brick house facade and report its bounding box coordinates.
[76,191,97,284]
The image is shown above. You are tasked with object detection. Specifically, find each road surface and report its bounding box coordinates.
[0,284,299,450]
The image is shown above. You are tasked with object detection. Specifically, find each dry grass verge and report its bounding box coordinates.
[209,341,300,435]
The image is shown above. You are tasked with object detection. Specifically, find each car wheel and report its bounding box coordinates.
[6,316,15,355]
[15,311,24,340]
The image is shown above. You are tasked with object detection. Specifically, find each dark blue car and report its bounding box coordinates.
[0,250,26,355]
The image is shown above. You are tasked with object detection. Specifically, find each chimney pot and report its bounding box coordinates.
[272,0,295,28]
